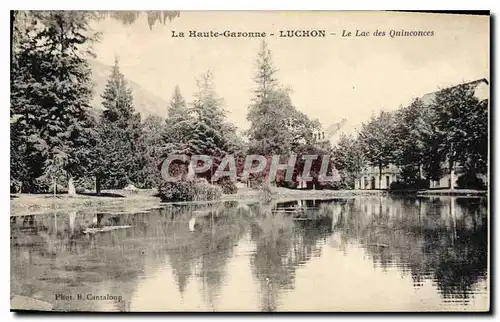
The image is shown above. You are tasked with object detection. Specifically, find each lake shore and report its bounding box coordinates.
[10,190,161,217]
[10,187,487,217]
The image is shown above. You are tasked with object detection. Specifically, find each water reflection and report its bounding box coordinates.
[10,196,488,312]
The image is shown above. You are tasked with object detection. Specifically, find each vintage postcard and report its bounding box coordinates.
[10,11,489,312]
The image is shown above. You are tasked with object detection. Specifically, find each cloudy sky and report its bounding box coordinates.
[90,11,489,134]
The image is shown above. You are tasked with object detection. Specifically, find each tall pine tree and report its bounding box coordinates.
[247,40,320,156]
[163,85,192,156]
[189,71,228,157]
[95,58,144,190]
[11,11,97,194]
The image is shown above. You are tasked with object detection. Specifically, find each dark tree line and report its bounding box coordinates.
[334,82,489,189]
[11,11,486,194]
[10,11,247,193]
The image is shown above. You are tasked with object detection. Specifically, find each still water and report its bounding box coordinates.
[11,196,489,312]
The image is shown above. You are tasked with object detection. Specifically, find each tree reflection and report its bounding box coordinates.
[158,204,248,308]
[339,196,488,302]
[11,196,488,311]
[248,202,334,312]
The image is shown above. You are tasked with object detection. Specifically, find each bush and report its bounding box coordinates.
[158,180,222,202]
[389,179,429,191]
[389,181,408,191]
[248,173,266,189]
[281,180,298,189]
[457,173,486,190]
[322,180,349,190]
[217,178,238,194]
[75,177,95,193]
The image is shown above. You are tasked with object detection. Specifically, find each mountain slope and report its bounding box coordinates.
[89,60,169,118]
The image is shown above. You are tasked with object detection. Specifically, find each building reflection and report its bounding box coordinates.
[340,196,488,302]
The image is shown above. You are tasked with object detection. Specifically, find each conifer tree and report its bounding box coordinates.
[163,85,192,156]
[247,40,320,156]
[95,58,144,190]
[11,11,97,194]
[189,71,228,157]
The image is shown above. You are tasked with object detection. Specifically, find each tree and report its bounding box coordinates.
[247,40,320,156]
[188,71,243,182]
[253,40,279,102]
[163,85,192,156]
[393,98,437,182]
[95,58,144,190]
[432,83,488,189]
[11,13,44,192]
[95,11,180,30]
[358,111,396,188]
[333,134,364,188]
[189,71,228,157]
[137,115,166,188]
[11,11,97,195]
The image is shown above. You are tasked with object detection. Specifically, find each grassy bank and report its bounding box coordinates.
[10,189,162,217]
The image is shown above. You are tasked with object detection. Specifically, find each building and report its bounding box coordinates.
[355,165,401,190]
[355,78,489,190]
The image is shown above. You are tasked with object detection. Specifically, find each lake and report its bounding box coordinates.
[10,195,489,312]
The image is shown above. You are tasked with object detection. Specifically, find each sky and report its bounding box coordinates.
[90,11,489,135]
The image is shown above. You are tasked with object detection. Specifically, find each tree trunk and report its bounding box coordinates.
[68,177,76,197]
[185,162,195,181]
[69,211,76,235]
[379,165,382,190]
[53,178,56,198]
[449,160,455,191]
[95,176,101,195]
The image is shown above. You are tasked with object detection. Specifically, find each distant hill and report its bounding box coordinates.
[89,60,169,119]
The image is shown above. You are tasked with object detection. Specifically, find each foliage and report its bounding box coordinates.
[389,179,429,191]
[358,111,396,173]
[94,11,180,30]
[10,11,97,193]
[433,84,488,174]
[332,134,364,188]
[217,178,238,194]
[355,82,488,190]
[138,115,166,188]
[94,58,145,190]
[247,40,320,155]
[393,98,436,177]
[456,173,486,190]
[158,180,222,202]
[163,85,192,156]
[189,71,230,157]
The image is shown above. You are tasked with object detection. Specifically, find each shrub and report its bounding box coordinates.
[322,180,349,190]
[281,180,298,189]
[75,177,95,193]
[457,173,486,190]
[217,178,238,194]
[389,179,428,191]
[248,173,265,189]
[158,180,222,202]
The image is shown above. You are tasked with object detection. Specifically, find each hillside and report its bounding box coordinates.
[89,60,169,118]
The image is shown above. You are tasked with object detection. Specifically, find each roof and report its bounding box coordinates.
[420,78,489,105]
